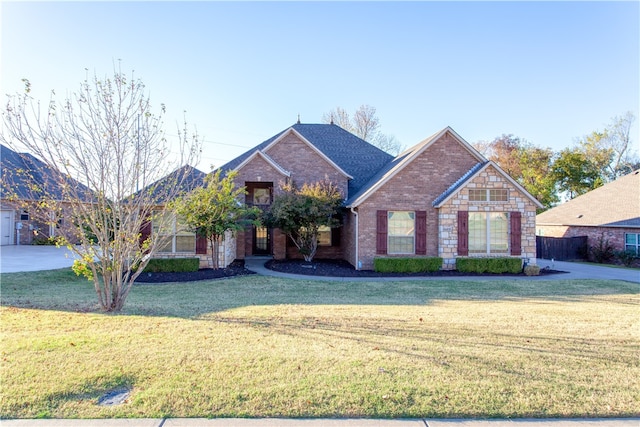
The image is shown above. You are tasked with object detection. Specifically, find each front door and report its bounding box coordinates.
[253,226,271,255]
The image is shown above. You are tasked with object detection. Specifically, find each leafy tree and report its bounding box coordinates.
[171,170,259,269]
[474,134,558,210]
[0,67,200,312]
[264,179,343,262]
[322,105,404,155]
[552,148,604,199]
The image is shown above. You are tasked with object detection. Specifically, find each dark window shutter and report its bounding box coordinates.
[457,211,468,256]
[510,211,522,256]
[196,231,208,254]
[376,210,388,255]
[415,210,427,255]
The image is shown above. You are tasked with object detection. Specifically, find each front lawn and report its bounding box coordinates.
[1,269,638,419]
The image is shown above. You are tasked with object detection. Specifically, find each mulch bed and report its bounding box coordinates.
[134,258,567,283]
[134,260,255,284]
[266,258,568,278]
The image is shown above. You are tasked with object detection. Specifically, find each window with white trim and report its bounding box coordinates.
[153,211,196,253]
[469,188,508,202]
[387,211,415,254]
[625,233,640,255]
[469,212,509,254]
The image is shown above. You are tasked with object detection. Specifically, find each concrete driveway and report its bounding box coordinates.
[0,245,80,273]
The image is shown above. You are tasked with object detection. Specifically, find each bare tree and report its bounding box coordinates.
[322,104,404,155]
[1,68,200,312]
[578,111,638,180]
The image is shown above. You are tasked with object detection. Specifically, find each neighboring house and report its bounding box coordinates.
[215,122,542,270]
[0,144,93,245]
[536,170,640,256]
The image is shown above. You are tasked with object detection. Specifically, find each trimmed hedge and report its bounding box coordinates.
[143,258,200,273]
[374,257,443,273]
[456,257,522,274]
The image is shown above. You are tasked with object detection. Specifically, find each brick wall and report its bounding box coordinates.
[438,164,538,269]
[355,132,480,270]
[265,133,349,197]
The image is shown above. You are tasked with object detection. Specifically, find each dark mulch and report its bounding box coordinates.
[134,258,567,283]
[134,260,255,284]
[266,258,568,278]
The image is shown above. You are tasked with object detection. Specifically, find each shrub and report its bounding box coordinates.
[615,249,638,267]
[143,258,199,273]
[524,265,541,276]
[589,234,615,263]
[374,257,442,273]
[456,257,522,274]
[32,236,58,245]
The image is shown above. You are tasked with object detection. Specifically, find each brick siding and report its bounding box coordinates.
[355,132,480,270]
[536,224,640,254]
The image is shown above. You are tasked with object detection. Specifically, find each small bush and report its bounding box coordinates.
[374,257,442,273]
[524,265,541,276]
[615,249,638,267]
[32,236,58,245]
[456,257,522,274]
[589,234,615,263]
[143,258,199,273]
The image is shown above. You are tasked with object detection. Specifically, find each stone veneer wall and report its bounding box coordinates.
[438,165,538,269]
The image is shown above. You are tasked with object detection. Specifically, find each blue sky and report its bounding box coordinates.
[2,1,638,172]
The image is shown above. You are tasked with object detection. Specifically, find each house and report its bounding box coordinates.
[134,165,239,269]
[214,122,542,270]
[0,144,93,245]
[536,170,640,256]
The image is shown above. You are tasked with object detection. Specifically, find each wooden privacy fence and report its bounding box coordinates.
[536,235,588,261]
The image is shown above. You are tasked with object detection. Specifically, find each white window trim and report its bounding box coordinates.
[469,212,509,255]
[387,211,415,255]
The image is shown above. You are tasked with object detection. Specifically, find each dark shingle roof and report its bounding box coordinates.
[537,169,640,228]
[0,144,94,202]
[218,123,394,196]
[135,164,207,204]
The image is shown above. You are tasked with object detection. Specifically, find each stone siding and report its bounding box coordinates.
[438,164,538,269]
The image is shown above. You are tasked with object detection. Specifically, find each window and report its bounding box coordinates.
[153,211,195,253]
[469,212,509,254]
[253,188,270,205]
[625,233,640,255]
[388,211,415,254]
[469,189,508,202]
[317,225,332,246]
[20,210,29,221]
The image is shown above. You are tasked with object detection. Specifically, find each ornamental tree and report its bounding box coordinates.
[171,170,260,269]
[264,179,343,262]
[0,68,200,312]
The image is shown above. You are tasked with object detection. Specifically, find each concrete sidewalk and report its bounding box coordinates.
[1,418,638,427]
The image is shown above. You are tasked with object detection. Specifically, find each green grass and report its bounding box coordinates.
[1,269,639,419]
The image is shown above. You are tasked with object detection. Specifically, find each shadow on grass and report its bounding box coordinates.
[1,267,638,319]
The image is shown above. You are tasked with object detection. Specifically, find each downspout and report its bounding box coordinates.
[350,206,360,270]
